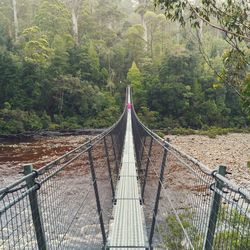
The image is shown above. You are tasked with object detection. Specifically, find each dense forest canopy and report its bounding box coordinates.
[0,0,249,134]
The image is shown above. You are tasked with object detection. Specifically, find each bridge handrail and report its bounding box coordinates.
[131,104,213,176]
[37,107,127,175]
[213,172,250,201]
[1,88,129,250]
[131,97,250,201]
[131,90,250,249]
[1,87,250,250]
[0,96,128,197]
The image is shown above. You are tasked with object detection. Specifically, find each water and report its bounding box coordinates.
[0,135,86,188]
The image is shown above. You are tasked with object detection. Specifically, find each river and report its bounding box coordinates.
[0,135,87,188]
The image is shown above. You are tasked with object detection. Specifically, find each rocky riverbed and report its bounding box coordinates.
[1,133,249,190]
[0,135,87,187]
[166,133,250,191]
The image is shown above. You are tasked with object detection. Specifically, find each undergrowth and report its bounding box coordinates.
[155,127,250,139]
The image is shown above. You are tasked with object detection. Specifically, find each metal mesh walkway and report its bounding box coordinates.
[108,90,148,249]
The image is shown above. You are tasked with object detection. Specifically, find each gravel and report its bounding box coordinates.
[166,133,250,191]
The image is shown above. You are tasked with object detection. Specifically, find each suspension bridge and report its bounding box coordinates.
[0,87,250,249]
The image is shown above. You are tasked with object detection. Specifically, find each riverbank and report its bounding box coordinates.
[166,133,250,191]
[0,135,88,187]
[1,132,249,191]
[0,128,104,141]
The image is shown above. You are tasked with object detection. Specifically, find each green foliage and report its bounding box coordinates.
[85,105,120,128]
[137,106,158,129]
[169,127,250,138]
[21,26,54,66]
[134,39,249,130]
[155,130,165,138]
[247,161,250,170]
[214,206,250,249]
[84,91,121,128]
[127,62,142,89]
[0,109,51,134]
[159,210,201,249]
[35,0,71,41]
[0,0,249,135]
[155,0,249,42]
[155,0,250,105]
[124,24,145,64]
[61,117,82,129]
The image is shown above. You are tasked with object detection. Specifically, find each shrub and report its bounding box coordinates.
[61,117,81,129]
[170,127,196,135]
[23,112,43,131]
[40,112,51,129]
[247,161,250,170]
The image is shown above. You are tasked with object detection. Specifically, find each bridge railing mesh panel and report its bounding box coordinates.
[0,177,38,249]
[131,106,250,250]
[0,107,127,250]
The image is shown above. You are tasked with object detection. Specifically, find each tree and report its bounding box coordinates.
[35,0,72,43]
[144,11,166,58]
[155,0,250,103]
[0,0,249,135]
[21,26,54,66]
[135,0,152,42]
[0,50,20,107]
[155,0,250,42]
[159,45,199,86]
[124,24,145,64]
[11,0,19,40]
[127,61,142,90]
[62,0,83,44]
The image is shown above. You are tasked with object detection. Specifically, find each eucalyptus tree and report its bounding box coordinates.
[35,0,72,43]
[144,11,166,58]
[124,24,146,64]
[0,0,16,40]
[11,0,18,40]
[135,0,150,42]
[155,0,250,103]
[61,0,83,44]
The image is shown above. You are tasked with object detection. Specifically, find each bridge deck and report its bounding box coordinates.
[108,92,148,249]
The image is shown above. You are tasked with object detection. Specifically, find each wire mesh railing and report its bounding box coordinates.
[131,105,250,250]
[1,85,250,250]
[0,104,127,250]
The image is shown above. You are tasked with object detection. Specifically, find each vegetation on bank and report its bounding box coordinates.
[0,0,249,135]
[155,127,250,139]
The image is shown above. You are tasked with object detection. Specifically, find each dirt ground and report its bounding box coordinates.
[165,133,250,191]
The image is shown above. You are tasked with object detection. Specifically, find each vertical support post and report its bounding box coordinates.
[134,127,140,169]
[24,164,47,250]
[141,137,153,202]
[204,165,226,250]
[149,142,168,248]
[104,136,115,200]
[111,134,119,177]
[87,142,107,248]
[138,136,146,171]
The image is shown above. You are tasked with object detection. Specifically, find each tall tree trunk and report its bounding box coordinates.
[89,0,93,14]
[199,19,203,41]
[71,7,79,45]
[138,0,147,42]
[63,0,81,45]
[12,0,19,40]
[141,13,147,43]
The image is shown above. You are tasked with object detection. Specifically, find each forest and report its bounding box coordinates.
[0,0,249,135]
